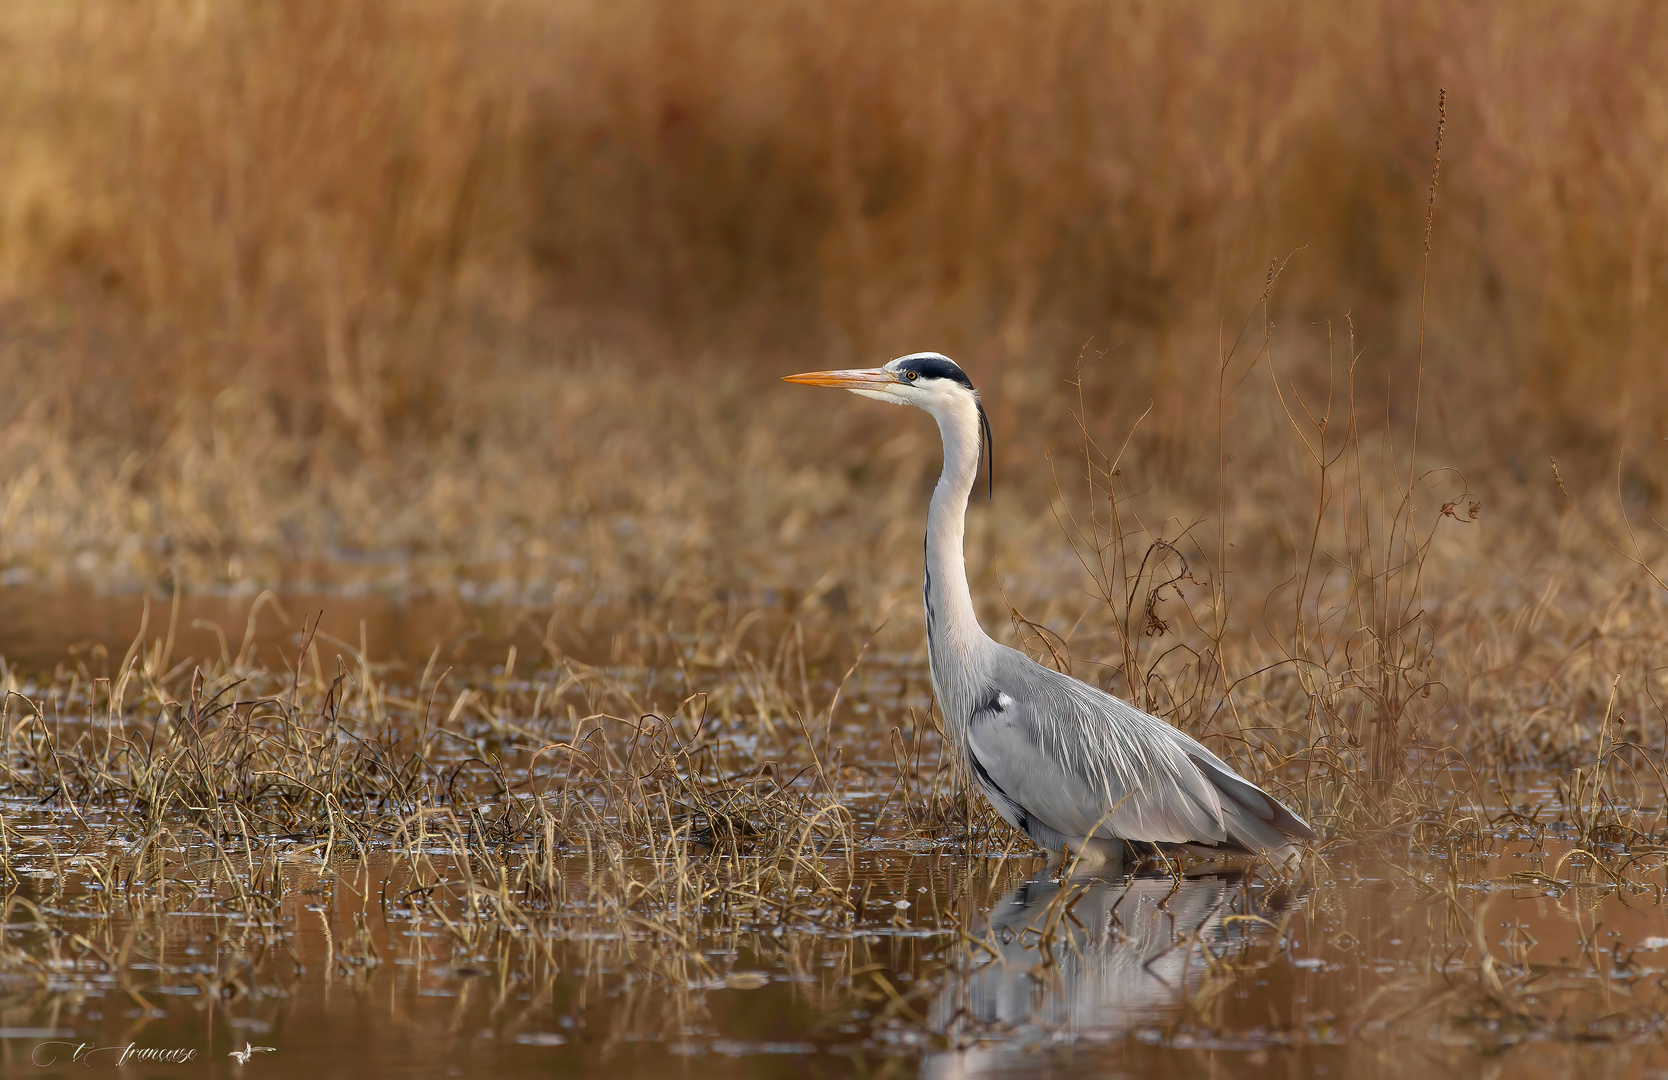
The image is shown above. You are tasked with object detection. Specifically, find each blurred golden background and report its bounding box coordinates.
[6,9,1668,1067]
[0,0,1663,607]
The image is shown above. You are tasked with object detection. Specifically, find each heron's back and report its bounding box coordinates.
[954,643,1313,856]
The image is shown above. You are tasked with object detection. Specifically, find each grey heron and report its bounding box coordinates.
[784,352,1314,870]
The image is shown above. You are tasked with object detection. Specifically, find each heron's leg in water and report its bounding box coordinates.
[1065,836,1128,876]
[1025,819,1075,867]
[1024,819,1126,875]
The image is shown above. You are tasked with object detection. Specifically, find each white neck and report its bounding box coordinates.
[923,393,993,714]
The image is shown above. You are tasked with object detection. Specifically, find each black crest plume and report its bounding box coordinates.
[976,397,994,499]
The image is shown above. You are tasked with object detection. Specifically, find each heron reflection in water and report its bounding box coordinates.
[925,870,1291,1075]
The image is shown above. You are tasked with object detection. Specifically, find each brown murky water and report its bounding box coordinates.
[4,822,1665,1079]
[1,590,1665,1078]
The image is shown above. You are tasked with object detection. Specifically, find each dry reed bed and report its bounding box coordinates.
[2,1,1667,598]
[4,3,1668,434]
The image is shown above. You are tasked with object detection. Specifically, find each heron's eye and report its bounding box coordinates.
[904,370,918,381]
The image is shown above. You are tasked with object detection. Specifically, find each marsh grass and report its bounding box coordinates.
[2,620,1667,1067]
[4,335,1668,1061]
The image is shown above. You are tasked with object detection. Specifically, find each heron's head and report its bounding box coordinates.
[782,352,993,494]
[781,352,974,408]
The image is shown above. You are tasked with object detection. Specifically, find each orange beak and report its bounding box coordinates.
[781,368,893,390]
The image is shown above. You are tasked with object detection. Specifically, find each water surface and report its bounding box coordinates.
[0,591,1662,1078]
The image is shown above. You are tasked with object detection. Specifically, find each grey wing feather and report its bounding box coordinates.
[1184,746,1316,843]
[966,646,1312,852]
